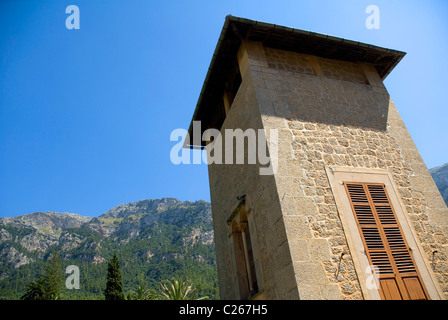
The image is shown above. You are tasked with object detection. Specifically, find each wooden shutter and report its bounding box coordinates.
[232,222,259,299]
[344,183,429,300]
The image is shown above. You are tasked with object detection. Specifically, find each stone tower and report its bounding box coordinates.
[185,16,448,300]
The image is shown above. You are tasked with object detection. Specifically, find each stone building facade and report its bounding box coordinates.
[185,16,448,300]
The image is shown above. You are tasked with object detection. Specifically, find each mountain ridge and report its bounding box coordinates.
[0,198,217,299]
[430,163,448,206]
[0,211,92,232]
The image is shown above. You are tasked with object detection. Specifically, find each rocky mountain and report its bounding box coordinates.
[430,163,448,207]
[0,198,217,299]
[0,212,88,269]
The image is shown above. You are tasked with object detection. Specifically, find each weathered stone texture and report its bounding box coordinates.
[207,64,299,299]
[249,43,448,299]
[207,38,448,300]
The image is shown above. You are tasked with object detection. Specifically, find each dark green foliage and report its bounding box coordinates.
[104,252,124,300]
[21,253,64,300]
[21,278,46,300]
[127,285,155,300]
[156,278,207,300]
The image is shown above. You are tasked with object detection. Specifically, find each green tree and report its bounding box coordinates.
[156,278,207,300]
[21,278,46,300]
[104,252,124,300]
[21,252,64,300]
[127,285,155,300]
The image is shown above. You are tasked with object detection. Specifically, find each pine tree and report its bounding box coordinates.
[21,252,64,300]
[104,252,124,300]
[43,252,64,299]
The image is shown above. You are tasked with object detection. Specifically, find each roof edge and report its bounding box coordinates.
[184,15,406,149]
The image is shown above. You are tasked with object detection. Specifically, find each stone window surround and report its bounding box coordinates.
[227,195,266,300]
[325,166,443,300]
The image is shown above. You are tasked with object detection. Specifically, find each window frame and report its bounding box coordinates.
[325,166,443,300]
[227,196,263,300]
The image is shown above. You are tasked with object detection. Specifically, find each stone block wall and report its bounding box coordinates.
[207,50,299,299]
[208,38,448,300]
[242,41,448,299]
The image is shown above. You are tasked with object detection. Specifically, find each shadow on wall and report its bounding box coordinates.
[261,48,390,132]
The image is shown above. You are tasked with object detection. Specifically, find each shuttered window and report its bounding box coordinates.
[344,183,429,300]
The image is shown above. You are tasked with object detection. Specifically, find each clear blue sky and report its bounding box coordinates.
[1,0,447,217]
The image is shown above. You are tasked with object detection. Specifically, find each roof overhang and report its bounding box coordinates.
[185,15,406,149]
